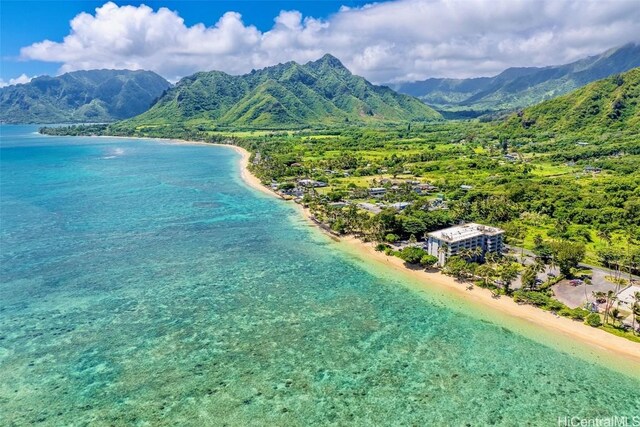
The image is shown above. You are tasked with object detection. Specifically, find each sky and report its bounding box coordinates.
[1,0,639,87]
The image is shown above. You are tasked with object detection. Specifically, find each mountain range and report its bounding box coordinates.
[0,70,171,124]
[120,54,441,130]
[390,43,640,116]
[503,66,640,133]
[4,45,639,129]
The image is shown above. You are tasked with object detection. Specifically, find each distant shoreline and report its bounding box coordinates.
[57,133,640,377]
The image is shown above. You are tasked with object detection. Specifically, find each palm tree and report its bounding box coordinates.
[583,277,591,306]
[471,246,483,262]
[497,263,519,295]
[485,251,500,265]
[632,291,640,335]
[603,290,617,325]
[476,264,495,287]
[521,264,538,291]
[547,256,559,277]
[458,248,473,261]
[610,306,622,327]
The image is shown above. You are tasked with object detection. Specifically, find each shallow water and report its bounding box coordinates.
[1,125,639,426]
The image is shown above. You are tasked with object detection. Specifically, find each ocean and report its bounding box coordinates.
[1,125,638,426]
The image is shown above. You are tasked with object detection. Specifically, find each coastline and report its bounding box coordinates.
[73,134,640,376]
[228,140,640,377]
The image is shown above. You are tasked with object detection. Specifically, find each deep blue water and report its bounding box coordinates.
[1,125,639,426]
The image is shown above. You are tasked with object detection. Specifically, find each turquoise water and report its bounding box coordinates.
[1,125,639,426]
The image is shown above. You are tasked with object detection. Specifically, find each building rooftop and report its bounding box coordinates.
[617,285,640,308]
[390,202,411,210]
[427,223,504,242]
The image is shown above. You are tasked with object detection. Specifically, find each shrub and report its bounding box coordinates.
[585,313,602,327]
[330,219,346,234]
[375,243,389,252]
[327,191,346,202]
[278,182,295,190]
[385,233,399,243]
[513,290,551,306]
[420,254,438,268]
[546,299,566,312]
[398,247,428,264]
[559,307,590,320]
[513,290,569,312]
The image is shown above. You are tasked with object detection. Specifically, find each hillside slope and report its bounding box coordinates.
[121,54,441,129]
[503,67,640,133]
[0,70,171,123]
[391,43,640,114]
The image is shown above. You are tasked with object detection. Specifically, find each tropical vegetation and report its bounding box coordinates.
[0,70,171,123]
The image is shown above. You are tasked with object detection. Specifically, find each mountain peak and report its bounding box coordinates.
[119,55,441,128]
[308,54,348,70]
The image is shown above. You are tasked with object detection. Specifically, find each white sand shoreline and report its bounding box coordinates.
[86,134,640,377]
[227,142,640,377]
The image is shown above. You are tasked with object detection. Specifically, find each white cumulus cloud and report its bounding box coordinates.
[18,0,640,83]
[0,74,35,88]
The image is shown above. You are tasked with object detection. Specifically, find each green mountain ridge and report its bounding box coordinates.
[120,54,441,130]
[503,67,640,133]
[0,70,171,124]
[390,43,640,115]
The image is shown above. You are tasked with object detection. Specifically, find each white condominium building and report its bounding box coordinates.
[426,223,504,266]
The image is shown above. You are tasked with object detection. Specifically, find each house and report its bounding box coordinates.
[390,202,411,210]
[369,187,387,197]
[358,203,383,214]
[428,199,448,211]
[281,187,304,197]
[426,223,504,267]
[617,285,640,310]
[504,153,518,162]
[576,142,589,146]
[460,185,473,191]
[298,179,327,187]
[584,166,602,173]
[413,183,437,194]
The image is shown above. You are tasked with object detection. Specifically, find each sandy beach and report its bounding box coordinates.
[229,142,640,376]
[85,134,640,375]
